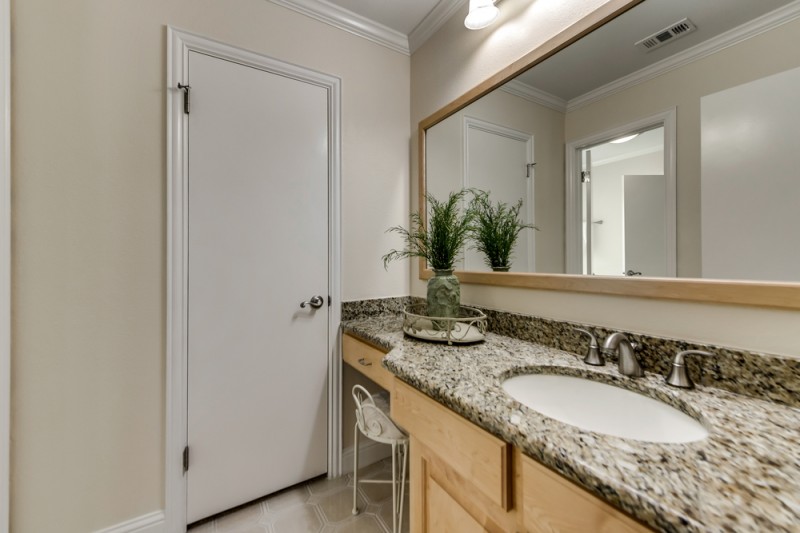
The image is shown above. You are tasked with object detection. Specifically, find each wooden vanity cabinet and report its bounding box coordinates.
[392,379,653,533]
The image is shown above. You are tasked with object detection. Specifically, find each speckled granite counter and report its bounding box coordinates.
[342,315,800,533]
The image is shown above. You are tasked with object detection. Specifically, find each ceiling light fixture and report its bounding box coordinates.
[464,0,499,30]
[609,133,639,144]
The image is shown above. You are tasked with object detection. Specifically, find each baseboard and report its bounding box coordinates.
[94,510,165,533]
[341,440,392,475]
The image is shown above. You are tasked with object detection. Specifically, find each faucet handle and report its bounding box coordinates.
[665,350,714,389]
[574,328,604,366]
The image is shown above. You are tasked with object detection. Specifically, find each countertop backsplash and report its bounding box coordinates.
[342,296,800,408]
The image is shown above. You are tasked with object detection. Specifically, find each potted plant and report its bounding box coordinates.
[469,191,537,272]
[383,189,473,318]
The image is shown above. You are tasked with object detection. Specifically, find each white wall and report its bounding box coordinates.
[701,66,800,282]
[410,0,800,358]
[11,0,409,531]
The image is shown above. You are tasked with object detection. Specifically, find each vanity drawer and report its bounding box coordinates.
[342,333,393,390]
[521,455,652,532]
[392,379,511,511]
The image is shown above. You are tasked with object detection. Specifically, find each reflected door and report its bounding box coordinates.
[464,118,534,272]
[581,150,593,275]
[623,175,667,276]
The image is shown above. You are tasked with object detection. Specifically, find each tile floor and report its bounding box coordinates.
[189,458,409,533]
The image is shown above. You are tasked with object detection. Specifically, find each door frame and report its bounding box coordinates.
[565,108,676,275]
[0,0,9,530]
[166,27,342,531]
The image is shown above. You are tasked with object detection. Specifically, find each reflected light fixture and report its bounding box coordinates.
[464,0,499,30]
[609,133,639,144]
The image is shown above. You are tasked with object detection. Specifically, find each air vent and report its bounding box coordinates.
[635,18,697,52]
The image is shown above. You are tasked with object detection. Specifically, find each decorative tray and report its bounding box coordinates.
[402,304,487,345]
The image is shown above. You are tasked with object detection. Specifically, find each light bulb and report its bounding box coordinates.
[464,0,499,30]
[609,134,639,144]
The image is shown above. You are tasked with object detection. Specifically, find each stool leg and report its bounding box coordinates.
[391,441,398,533]
[398,441,408,533]
[352,423,359,515]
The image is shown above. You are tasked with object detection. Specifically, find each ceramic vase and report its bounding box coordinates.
[427,269,461,318]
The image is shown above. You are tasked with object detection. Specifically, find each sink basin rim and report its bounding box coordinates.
[502,372,709,444]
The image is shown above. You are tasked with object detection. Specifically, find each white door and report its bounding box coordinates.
[186,51,329,523]
[623,175,667,276]
[464,118,534,272]
[582,150,593,275]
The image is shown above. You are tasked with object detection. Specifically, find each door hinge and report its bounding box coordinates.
[177,83,191,114]
[581,170,591,183]
[526,162,536,178]
[183,446,190,473]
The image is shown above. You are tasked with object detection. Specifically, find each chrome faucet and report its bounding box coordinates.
[665,350,714,389]
[601,332,644,377]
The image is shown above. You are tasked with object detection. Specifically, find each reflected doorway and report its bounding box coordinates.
[567,110,676,277]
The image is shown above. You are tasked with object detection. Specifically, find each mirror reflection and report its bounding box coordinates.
[425,0,800,281]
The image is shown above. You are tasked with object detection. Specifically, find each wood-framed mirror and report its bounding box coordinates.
[418,0,800,309]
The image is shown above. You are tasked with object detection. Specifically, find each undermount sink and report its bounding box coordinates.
[502,373,708,443]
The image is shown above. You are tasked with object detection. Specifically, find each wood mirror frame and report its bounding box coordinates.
[418,0,800,310]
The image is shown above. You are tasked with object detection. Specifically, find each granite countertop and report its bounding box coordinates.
[342,315,800,533]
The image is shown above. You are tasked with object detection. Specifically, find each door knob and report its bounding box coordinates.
[300,295,325,309]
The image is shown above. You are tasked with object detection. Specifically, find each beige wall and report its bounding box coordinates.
[410,0,800,358]
[11,0,409,531]
[565,16,800,277]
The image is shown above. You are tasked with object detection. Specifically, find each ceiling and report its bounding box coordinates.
[270,0,466,54]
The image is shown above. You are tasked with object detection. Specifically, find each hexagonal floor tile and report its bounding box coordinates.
[265,485,310,514]
[215,502,265,531]
[271,504,323,533]
[308,474,350,496]
[331,513,387,533]
[317,487,363,523]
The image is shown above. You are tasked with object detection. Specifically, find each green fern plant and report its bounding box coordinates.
[469,191,537,271]
[383,189,474,271]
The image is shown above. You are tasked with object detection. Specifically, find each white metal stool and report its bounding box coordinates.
[351,385,409,533]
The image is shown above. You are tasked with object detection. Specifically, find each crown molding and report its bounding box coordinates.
[500,79,567,112]
[269,0,410,55]
[409,0,467,53]
[567,0,800,112]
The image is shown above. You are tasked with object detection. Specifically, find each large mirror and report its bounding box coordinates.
[421,0,800,307]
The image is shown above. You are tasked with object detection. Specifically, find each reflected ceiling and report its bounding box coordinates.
[517,0,796,101]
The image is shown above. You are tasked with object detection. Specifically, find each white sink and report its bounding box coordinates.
[502,373,708,443]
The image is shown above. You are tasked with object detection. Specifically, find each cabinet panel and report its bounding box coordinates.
[411,437,514,533]
[521,455,652,532]
[428,475,487,533]
[392,380,511,511]
[342,333,393,390]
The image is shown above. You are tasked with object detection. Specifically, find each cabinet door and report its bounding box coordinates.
[427,475,487,533]
[521,455,651,532]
